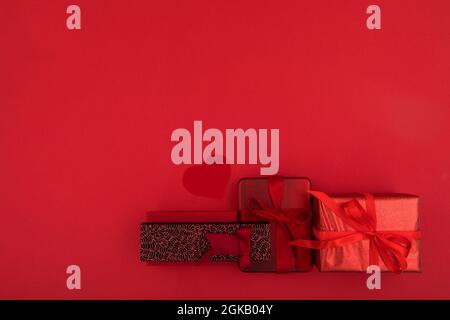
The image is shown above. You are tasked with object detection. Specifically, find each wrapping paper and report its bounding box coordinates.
[311,193,421,272]
[238,177,312,272]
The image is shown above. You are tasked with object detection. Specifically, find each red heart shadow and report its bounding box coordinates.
[182,158,231,199]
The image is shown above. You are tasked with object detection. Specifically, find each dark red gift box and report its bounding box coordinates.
[238,176,313,272]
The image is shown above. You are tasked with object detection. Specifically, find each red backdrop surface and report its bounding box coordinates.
[1,0,450,299]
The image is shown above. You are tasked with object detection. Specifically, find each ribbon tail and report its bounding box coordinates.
[368,237,378,266]
[374,236,410,273]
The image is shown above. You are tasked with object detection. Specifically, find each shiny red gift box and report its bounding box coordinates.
[291,192,422,272]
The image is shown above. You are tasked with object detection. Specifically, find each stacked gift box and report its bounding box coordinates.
[140,176,422,273]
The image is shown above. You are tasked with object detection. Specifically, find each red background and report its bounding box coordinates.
[1,0,450,299]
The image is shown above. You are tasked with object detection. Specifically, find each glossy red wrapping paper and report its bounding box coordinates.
[313,194,422,272]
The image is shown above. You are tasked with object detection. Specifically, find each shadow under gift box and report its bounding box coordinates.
[312,193,422,272]
[238,177,313,272]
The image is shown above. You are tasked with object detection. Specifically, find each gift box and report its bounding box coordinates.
[290,192,422,272]
[238,176,313,272]
[140,222,271,271]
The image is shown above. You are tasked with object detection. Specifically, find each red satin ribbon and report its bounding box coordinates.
[248,176,312,272]
[205,227,252,269]
[289,191,422,273]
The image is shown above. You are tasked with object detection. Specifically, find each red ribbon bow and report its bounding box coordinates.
[289,191,422,273]
[248,176,312,272]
